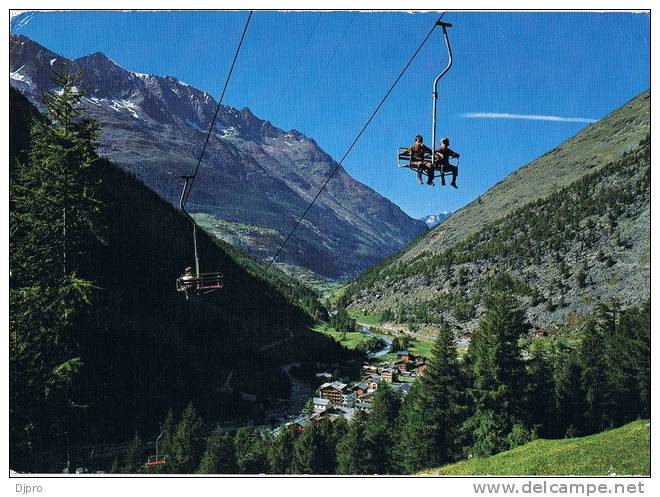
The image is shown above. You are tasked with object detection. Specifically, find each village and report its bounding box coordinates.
[284,350,428,431]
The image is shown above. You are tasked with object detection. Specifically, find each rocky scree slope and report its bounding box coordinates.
[344,91,650,337]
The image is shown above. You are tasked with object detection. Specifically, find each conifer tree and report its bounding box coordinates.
[122,432,144,473]
[336,410,368,474]
[233,427,268,474]
[267,427,296,474]
[579,316,610,433]
[197,430,236,474]
[464,291,529,456]
[525,343,556,437]
[169,403,205,473]
[554,349,585,437]
[291,419,341,474]
[397,324,464,472]
[10,63,101,465]
[363,382,402,474]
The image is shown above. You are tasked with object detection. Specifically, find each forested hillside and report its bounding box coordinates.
[9,87,355,472]
[342,91,650,335]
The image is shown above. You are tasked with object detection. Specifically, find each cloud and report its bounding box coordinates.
[460,112,597,124]
[10,11,36,31]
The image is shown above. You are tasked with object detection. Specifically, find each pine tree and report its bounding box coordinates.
[363,382,402,474]
[233,427,268,474]
[579,316,610,433]
[122,432,144,473]
[635,300,651,418]
[197,430,236,474]
[267,427,296,474]
[397,324,464,473]
[10,63,102,466]
[554,349,585,437]
[525,343,555,437]
[169,403,205,473]
[336,410,368,474]
[464,291,529,456]
[291,419,344,474]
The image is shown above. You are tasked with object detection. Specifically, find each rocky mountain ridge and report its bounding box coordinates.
[10,34,425,280]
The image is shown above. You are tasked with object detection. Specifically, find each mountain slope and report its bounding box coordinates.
[343,91,650,334]
[424,420,650,476]
[10,34,426,280]
[402,91,649,263]
[9,88,357,470]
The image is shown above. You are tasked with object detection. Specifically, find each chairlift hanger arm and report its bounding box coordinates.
[431,20,453,160]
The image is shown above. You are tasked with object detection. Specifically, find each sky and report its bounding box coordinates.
[10,10,650,219]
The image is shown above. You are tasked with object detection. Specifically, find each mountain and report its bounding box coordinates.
[9,34,426,280]
[341,91,650,335]
[420,211,451,229]
[9,88,358,471]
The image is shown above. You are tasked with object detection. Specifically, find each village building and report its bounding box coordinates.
[342,392,356,408]
[380,367,397,383]
[397,350,413,363]
[361,365,378,380]
[318,381,348,405]
[313,397,330,412]
[352,382,369,397]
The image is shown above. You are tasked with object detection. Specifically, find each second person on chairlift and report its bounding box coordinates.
[435,137,460,188]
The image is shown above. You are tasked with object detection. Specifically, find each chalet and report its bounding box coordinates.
[352,382,369,397]
[415,362,428,376]
[309,406,356,423]
[397,350,413,363]
[395,359,411,373]
[342,392,356,408]
[361,365,378,380]
[315,371,333,380]
[318,381,348,405]
[380,367,397,383]
[313,397,330,412]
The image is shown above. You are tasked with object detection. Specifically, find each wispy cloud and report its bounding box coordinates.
[461,112,597,124]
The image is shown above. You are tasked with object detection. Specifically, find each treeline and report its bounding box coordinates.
[117,291,649,474]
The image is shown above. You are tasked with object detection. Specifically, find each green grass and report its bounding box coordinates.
[312,323,371,350]
[348,309,384,325]
[425,420,650,476]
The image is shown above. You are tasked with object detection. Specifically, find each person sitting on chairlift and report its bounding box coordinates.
[403,135,433,185]
[435,137,460,188]
[180,266,196,299]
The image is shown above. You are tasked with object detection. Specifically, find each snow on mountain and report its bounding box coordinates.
[421,211,452,229]
[10,34,426,279]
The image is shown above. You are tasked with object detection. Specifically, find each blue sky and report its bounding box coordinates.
[11,10,650,218]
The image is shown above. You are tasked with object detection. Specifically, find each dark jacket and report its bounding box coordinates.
[435,146,459,166]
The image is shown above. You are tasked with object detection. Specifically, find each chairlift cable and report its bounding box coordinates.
[261,13,446,277]
[176,11,253,298]
[182,10,254,208]
[292,13,357,117]
[273,12,323,113]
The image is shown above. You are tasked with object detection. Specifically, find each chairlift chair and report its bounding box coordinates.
[176,175,224,298]
[145,427,167,468]
[146,455,167,467]
[397,20,455,181]
[397,148,459,180]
